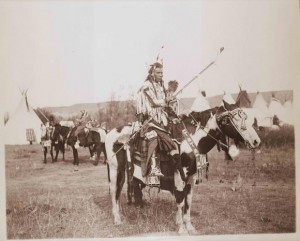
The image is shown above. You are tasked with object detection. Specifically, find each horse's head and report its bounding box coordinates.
[46,126,54,139]
[216,101,261,149]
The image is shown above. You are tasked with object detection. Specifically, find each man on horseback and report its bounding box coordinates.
[136,62,184,180]
[73,110,96,146]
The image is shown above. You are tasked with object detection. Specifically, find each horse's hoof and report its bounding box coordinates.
[134,201,145,208]
[188,229,198,235]
[186,224,197,235]
[178,226,189,236]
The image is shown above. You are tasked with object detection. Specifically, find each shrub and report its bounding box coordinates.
[258,125,294,148]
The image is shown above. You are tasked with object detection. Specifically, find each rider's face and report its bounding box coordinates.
[153,67,163,82]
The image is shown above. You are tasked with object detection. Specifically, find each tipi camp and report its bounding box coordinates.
[235,87,252,108]
[4,90,43,145]
[283,99,294,125]
[251,91,273,127]
[268,94,286,124]
[220,91,235,106]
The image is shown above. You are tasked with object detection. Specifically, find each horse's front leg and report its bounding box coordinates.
[72,146,79,170]
[54,145,59,162]
[174,170,189,235]
[89,145,96,161]
[43,147,47,163]
[92,144,100,166]
[95,144,101,165]
[62,143,65,161]
[183,177,197,235]
[50,144,54,162]
[125,146,134,204]
[176,200,187,235]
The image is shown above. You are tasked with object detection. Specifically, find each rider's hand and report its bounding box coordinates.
[166,95,175,102]
[172,118,180,124]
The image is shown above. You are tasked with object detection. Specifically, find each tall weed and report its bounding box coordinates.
[258,125,294,148]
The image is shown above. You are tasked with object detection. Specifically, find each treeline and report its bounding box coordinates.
[258,125,294,148]
[39,99,136,130]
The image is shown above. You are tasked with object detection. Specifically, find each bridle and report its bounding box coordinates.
[180,113,229,149]
[215,108,252,148]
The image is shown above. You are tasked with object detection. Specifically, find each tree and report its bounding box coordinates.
[97,90,136,130]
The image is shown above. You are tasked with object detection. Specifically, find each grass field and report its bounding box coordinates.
[5,143,295,239]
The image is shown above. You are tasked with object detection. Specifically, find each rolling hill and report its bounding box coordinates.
[41,89,293,118]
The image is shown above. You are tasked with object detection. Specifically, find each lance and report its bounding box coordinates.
[174,47,225,97]
[156,45,164,62]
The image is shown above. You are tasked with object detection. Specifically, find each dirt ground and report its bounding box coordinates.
[5,144,296,239]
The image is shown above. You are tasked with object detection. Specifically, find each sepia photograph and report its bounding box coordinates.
[0,0,299,240]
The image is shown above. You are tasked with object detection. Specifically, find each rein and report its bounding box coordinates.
[181,120,207,183]
[177,98,229,149]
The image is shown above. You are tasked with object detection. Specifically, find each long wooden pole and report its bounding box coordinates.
[174,47,225,97]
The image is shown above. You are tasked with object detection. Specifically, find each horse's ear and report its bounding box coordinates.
[223,100,236,111]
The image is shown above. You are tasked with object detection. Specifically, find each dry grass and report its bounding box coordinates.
[5,143,295,239]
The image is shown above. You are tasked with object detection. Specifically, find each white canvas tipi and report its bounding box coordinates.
[251,92,272,127]
[268,96,286,123]
[4,90,43,145]
[283,99,294,124]
[220,91,235,106]
[190,90,211,112]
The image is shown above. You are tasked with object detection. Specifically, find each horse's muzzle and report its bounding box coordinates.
[246,137,261,149]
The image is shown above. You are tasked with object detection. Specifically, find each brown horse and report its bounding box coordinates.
[51,124,105,168]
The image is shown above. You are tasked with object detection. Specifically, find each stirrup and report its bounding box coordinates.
[147,175,160,187]
[149,167,164,177]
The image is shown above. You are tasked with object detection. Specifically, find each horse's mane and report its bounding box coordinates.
[180,106,219,127]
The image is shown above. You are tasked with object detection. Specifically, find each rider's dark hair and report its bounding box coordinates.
[146,62,163,81]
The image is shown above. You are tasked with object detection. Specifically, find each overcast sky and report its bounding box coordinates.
[1,0,299,115]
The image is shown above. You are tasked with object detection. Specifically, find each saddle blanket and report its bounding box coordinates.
[26,129,36,142]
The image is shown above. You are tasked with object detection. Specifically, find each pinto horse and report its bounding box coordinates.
[105,101,261,234]
[51,124,104,168]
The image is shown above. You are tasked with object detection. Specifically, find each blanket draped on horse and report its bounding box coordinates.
[133,122,177,176]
